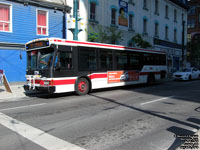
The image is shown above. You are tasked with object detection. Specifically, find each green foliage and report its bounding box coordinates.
[107,27,123,44]
[87,26,98,42]
[87,25,123,44]
[187,41,200,67]
[132,33,152,48]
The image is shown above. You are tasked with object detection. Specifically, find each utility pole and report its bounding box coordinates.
[63,11,66,39]
[62,0,67,39]
[73,0,79,40]
[182,20,185,68]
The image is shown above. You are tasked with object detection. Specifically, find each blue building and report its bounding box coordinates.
[0,0,70,82]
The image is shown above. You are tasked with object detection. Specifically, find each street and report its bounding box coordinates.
[0,80,199,150]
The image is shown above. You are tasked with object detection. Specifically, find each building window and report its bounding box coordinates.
[187,34,191,42]
[165,26,168,40]
[129,14,133,30]
[155,23,159,37]
[174,29,177,42]
[174,9,177,22]
[188,6,196,15]
[143,0,148,10]
[111,8,116,25]
[165,5,168,19]
[182,13,184,22]
[37,10,48,35]
[187,19,195,28]
[143,19,147,34]
[0,3,11,32]
[128,0,135,5]
[90,2,96,20]
[155,0,159,15]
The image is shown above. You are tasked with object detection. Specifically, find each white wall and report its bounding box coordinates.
[67,0,187,46]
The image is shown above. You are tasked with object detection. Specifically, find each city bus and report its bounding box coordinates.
[24,38,167,95]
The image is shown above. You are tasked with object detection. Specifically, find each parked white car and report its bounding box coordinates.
[173,68,200,81]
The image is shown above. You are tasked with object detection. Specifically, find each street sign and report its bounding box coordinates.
[0,70,12,93]
[0,70,3,84]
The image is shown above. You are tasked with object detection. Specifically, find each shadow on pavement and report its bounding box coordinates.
[168,117,200,150]
[167,126,195,150]
[88,94,200,150]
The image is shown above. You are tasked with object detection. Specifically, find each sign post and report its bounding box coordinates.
[0,70,12,93]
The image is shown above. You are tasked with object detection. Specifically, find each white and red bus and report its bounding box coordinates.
[24,38,167,95]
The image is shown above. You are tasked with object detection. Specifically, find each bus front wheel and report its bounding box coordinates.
[75,78,89,95]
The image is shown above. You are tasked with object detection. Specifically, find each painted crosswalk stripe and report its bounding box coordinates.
[140,96,174,105]
[0,112,86,150]
[0,103,46,111]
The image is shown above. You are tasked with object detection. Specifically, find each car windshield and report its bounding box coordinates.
[182,69,191,72]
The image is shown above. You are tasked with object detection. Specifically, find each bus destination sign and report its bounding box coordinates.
[26,41,49,50]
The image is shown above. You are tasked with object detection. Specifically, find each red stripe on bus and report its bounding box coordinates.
[31,79,76,86]
[52,79,76,85]
[53,39,165,54]
[31,80,44,85]
[89,74,107,79]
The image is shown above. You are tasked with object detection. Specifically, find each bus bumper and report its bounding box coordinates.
[23,85,55,93]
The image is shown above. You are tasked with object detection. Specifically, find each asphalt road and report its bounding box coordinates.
[0,80,199,150]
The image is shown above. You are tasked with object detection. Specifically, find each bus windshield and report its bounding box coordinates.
[27,51,38,70]
[38,48,54,69]
[27,48,54,70]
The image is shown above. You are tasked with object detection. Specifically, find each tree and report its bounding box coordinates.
[87,25,123,44]
[107,27,123,44]
[131,33,152,48]
[187,34,200,67]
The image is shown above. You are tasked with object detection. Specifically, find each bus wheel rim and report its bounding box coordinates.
[78,81,87,93]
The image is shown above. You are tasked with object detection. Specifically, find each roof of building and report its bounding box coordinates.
[6,0,71,13]
[170,0,189,10]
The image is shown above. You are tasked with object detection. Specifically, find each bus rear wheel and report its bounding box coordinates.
[75,78,89,95]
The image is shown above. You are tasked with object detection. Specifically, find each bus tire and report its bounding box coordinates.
[147,74,155,86]
[75,78,89,95]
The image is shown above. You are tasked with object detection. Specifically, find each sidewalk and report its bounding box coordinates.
[0,82,27,102]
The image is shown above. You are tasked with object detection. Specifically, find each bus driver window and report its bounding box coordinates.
[55,51,72,70]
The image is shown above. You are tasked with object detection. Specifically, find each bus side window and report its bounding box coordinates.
[99,50,113,70]
[79,48,97,71]
[115,51,128,70]
[59,51,73,69]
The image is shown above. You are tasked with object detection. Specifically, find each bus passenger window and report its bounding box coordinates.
[99,50,112,70]
[116,52,128,70]
[79,48,97,71]
[59,51,73,69]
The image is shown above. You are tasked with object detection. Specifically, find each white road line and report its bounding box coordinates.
[0,112,86,150]
[0,103,46,111]
[140,96,174,105]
